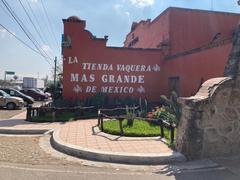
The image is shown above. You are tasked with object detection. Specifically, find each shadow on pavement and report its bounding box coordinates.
[0,118,33,127]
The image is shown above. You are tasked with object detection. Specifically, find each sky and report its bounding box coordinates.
[0,0,239,80]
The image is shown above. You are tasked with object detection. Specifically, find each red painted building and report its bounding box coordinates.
[62,7,240,101]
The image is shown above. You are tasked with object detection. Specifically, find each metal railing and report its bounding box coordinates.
[97,107,176,144]
[26,105,96,122]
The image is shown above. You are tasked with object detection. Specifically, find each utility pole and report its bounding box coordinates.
[4,71,6,82]
[53,56,57,106]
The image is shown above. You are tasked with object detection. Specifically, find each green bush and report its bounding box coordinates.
[158,91,181,126]
[152,107,177,124]
[32,112,75,122]
[87,93,108,108]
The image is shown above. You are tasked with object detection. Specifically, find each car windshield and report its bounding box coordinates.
[15,90,27,96]
[0,90,10,97]
[31,89,44,94]
[35,89,44,93]
[30,89,40,93]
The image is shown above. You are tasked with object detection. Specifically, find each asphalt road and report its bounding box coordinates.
[0,108,25,119]
[0,100,50,119]
[0,136,239,180]
[0,162,238,180]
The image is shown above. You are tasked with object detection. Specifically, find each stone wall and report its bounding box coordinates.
[176,24,240,160]
[176,77,240,159]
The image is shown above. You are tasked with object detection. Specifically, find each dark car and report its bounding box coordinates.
[0,88,34,105]
[20,89,48,101]
[35,88,52,98]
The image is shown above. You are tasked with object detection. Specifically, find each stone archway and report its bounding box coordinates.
[176,24,240,160]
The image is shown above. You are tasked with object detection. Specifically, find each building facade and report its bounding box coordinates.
[62,7,240,101]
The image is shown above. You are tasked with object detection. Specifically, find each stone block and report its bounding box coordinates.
[177,25,240,160]
[237,107,240,114]
[204,128,219,142]
[203,137,231,157]
[217,121,233,136]
[224,107,238,120]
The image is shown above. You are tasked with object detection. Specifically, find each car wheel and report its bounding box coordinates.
[6,102,16,110]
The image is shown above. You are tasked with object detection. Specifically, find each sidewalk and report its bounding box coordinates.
[0,111,61,130]
[59,119,172,154]
[0,111,185,164]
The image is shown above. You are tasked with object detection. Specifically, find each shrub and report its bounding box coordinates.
[87,93,108,108]
[158,91,181,126]
[54,97,84,107]
[153,106,177,124]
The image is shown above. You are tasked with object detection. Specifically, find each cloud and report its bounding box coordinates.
[0,28,7,38]
[113,4,123,10]
[0,27,15,39]
[41,44,53,56]
[113,4,131,17]
[125,11,130,17]
[29,0,38,2]
[127,0,155,7]
[113,4,131,22]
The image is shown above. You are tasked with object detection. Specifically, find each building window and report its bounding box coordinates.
[128,37,139,47]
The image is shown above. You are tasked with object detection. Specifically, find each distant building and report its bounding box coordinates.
[23,77,45,89]
[62,7,240,101]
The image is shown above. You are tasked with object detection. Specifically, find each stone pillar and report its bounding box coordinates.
[224,24,240,78]
[176,24,240,160]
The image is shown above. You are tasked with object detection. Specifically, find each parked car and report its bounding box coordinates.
[20,89,48,101]
[0,90,24,110]
[35,88,51,98]
[0,88,34,105]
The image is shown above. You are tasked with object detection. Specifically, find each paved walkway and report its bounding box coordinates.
[0,111,61,129]
[0,111,173,155]
[59,120,172,154]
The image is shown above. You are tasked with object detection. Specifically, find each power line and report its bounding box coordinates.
[25,0,56,56]
[0,1,11,17]
[0,23,53,68]
[0,23,40,55]
[0,0,53,65]
[39,0,59,49]
[32,0,58,53]
[1,0,50,59]
[18,0,45,46]
[17,0,54,57]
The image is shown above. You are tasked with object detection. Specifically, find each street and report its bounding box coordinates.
[0,100,50,120]
[0,135,239,180]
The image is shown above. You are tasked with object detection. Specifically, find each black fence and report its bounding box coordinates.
[98,107,176,144]
[26,105,96,122]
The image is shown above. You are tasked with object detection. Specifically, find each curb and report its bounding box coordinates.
[0,128,52,135]
[51,129,186,165]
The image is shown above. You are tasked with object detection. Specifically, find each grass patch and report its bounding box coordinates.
[30,110,98,122]
[102,119,176,143]
[32,112,76,122]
